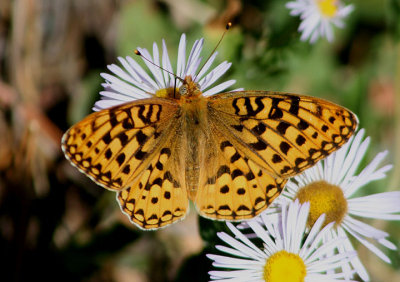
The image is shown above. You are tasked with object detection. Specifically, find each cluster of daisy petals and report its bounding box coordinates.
[95,9,398,282]
[286,0,354,43]
[210,128,400,281]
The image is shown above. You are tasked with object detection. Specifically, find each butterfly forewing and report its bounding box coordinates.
[62,98,180,191]
[208,91,358,178]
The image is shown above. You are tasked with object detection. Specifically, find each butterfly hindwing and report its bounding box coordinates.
[195,124,287,220]
[61,98,180,191]
[208,91,358,178]
[117,141,188,230]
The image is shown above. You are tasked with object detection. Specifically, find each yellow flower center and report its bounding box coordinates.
[155,87,179,98]
[295,180,348,228]
[317,0,338,18]
[264,250,306,282]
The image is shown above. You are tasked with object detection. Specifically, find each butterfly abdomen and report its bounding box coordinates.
[180,96,210,200]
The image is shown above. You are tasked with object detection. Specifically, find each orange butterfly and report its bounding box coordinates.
[62,33,357,230]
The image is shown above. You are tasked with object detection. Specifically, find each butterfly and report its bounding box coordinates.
[62,73,358,230]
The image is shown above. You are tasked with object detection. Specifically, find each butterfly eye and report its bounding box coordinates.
[179,85,188,95]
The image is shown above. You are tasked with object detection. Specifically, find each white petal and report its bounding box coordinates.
[199,61,232,90]
[99,90,143,101]
[152,42,166,87]
[93,99,124,110]
[338,5,355,17]
[137,47,164,88]
[161,39,174,87]
[195,51,218,81]
[343,216,389,241]
[101,73,150,98]
[203,80,236,96]
[342,220,392,263]
[176,33,186,78]
[186,38,204,76]
[336,227,371,281]
[126,56,159,90]
[348,191,400,219]
[345,151,391,197]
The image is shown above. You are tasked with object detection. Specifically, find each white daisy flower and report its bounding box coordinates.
[207,200,356,281]
[277,128,400,281]
[93,34,240,111]
[286,0,354,43]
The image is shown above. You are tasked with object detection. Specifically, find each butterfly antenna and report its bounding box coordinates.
[194,22,232,81]
[134,50,185,84]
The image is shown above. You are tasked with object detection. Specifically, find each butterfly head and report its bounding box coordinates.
[154,76,201,101]
[179,76,201,98]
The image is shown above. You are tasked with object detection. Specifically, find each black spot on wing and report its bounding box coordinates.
[272,154,282,163]
[231,169,243,179]
[122,118,134,129]
[153,177,162,187]
[117,132,129,146]
[295,135,306,146]
[250,139,267,151]
[105,148,112,159]
[220,141,233,150]
[102,132,112,144]
[116,153,126,166]
[237,188,246,195]
[237,205,250,211]
[123,109,135,129]
[160,148,171,157]
[109,112,118,127]
[232,98,240,115]
[217,165,230,177]
[280,142,291,155]
[137,105,152,124]
[231,124,244,132]
[245,172,255,181]
[230,152,241,163]
[122,165,130,174]
[277,122,290,135]
[268,98,284,119]
[135,149,147,160]
[220,185,229,194]
[252,123,266,135]
[244,97,265,116]
[298,120,309,130]
[156,161,163,170]
[136,130,147,145]
[289,96,300,115]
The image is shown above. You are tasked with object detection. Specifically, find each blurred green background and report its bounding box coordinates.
[0,0,399,281]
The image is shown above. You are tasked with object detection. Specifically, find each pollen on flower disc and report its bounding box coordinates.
[296,180,348,228]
